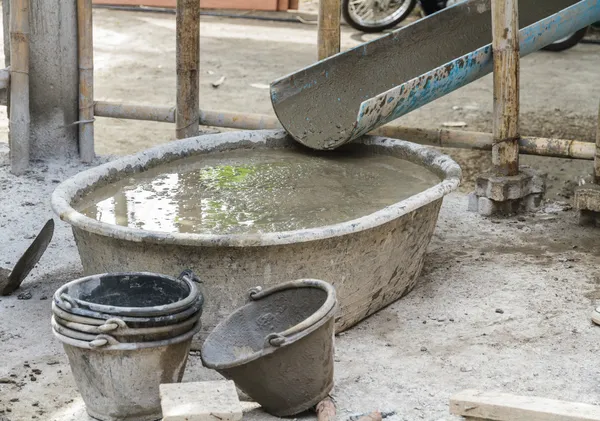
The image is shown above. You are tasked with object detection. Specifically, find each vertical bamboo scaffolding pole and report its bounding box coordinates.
[176,0,200,139]
[595,100,600,184]
[3,0,10,68]
[78,0,94,162]
[9,0,30,175]
[491,0,520,176]
[317,0,341,60]
[2,0,9,116]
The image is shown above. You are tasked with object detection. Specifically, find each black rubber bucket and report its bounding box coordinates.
[54,270,200,318]
[201,279,337,417]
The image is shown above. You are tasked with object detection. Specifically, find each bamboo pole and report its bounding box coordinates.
[3,0,9,68]
[595,99,600,183]
[94,101,176,123]
[175,0,200,139]
[317,0,341,60]
[9,0,30,175]
[199,109,282,130]
[2,0,9,116]
[491,0,520,176]
[78,0,95,162]
[92,101,595,161]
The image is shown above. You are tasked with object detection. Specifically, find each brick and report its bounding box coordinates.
[573,184,600,213]
[467,192,479,212]
[160,380,243,421]
[477,197,496,216]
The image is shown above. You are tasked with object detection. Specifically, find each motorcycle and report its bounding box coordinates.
[342,0,589,51]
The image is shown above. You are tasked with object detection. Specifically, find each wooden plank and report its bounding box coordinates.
[450,390,600,421]
[288,0,298,9]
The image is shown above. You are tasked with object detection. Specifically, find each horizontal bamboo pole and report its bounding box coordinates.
[92,101,595,161]
[198,109,282,130]
[94,101,176,122]
[372,126,595,160]
[93,102,280,129]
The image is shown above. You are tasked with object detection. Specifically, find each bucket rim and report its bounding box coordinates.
[52,317,202,351]
[52,309,200,336]
[201,279,337,370]
[51,295,204,327]
[53,271,201,317]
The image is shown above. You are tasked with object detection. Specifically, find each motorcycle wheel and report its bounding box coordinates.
[342,0,417,33]
[541,27,588,52]
[419,0,446,15]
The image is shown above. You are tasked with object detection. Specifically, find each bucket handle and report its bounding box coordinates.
[97,318,128,333]
[248,279,337,348]
[178,269,202,284]
[89,334,122,348]
[51,316,122,348]
[58,293,78,310]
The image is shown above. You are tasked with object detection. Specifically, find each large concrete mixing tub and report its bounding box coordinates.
[52,130,461,338]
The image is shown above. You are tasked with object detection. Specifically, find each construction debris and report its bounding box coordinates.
[316,397,336,421]
[211,76,226,88]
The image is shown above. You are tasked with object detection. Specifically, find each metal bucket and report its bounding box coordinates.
[201,279,337,417]
[53,322,200,421]
[54,270,200,317]
[51,296,204,328]
[52,313,200,343]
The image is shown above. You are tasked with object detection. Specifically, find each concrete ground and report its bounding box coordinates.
[0,6,600,421]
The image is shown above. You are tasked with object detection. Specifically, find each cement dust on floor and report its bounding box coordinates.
[0,6,600,420]
[1,156,600,420]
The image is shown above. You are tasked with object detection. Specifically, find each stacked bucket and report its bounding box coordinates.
[51,270,204,421]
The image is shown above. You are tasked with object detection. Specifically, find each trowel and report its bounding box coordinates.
[0,219,55,296]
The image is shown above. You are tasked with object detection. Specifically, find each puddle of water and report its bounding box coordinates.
[79,148,440,235]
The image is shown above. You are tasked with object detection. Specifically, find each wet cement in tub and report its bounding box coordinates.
[78,148,440,235]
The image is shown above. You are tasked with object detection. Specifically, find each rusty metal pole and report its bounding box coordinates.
[595,100,600,184]
[317,0,341,60]
[491,0,520,176]
[176,0,200,139]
